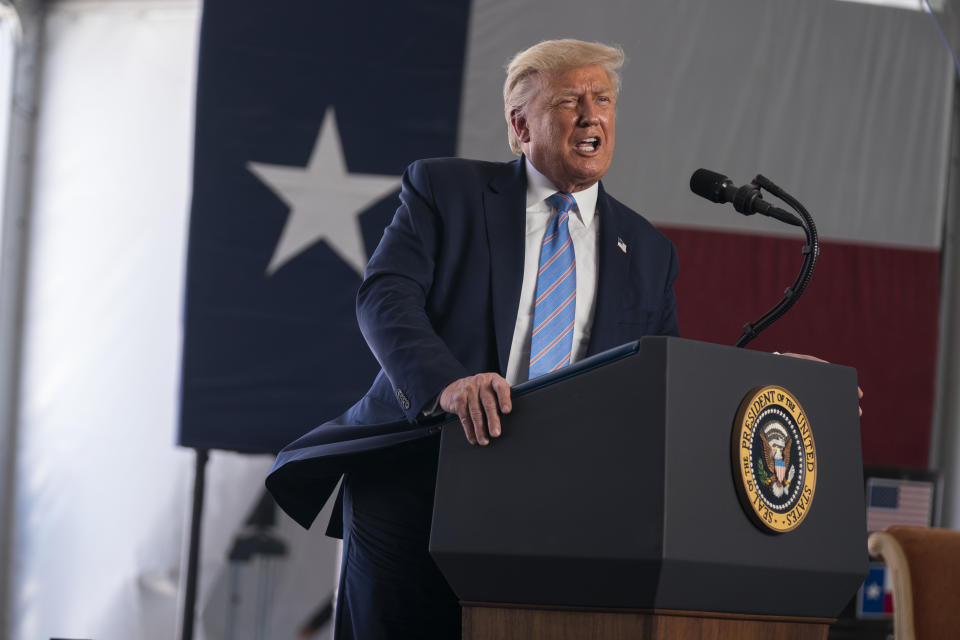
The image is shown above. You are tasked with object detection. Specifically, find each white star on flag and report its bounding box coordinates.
[247,107,400,276]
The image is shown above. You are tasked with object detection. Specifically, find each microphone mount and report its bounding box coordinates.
[731,174,819,348]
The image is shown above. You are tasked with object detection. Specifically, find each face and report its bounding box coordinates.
[512,65,616,193]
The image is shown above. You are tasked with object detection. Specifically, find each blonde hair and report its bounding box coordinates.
[503,39,625,155]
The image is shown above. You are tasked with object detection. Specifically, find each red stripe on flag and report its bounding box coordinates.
[659,226,939,468]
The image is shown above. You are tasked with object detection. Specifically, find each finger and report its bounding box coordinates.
[459,408,477,445]
[492,376,512,414]
[480,386,502,438]
[782,352,828,364]
[858,386,863,400]
[468,393,489,445]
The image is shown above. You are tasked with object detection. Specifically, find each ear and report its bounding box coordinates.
[510,108,531,144]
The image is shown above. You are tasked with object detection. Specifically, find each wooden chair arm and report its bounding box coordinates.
[867,531,915,640]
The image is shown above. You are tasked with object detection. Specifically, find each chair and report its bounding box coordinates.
[867,526,960,640]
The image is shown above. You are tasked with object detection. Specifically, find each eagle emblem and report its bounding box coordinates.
[732,385,817,533]
[759,421,795,498]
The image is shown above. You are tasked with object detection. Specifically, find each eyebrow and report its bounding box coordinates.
[555,85,613,97]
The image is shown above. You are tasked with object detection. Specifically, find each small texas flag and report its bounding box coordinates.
[617,236,627,253]
[857,562,893,619]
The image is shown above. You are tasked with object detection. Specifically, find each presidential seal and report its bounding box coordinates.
[732,385,817,533]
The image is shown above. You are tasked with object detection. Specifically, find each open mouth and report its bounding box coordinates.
[575,137,600,153]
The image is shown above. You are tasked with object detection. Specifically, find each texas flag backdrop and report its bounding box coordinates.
[180,0,951,465]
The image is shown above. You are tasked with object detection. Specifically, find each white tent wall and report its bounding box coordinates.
[6,1,338,639]
[12,1,197,637]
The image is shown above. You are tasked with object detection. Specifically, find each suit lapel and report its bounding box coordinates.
[587,182,630,356]
[484,158,527,374]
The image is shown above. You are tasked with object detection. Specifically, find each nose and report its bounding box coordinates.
[578,101,599,126]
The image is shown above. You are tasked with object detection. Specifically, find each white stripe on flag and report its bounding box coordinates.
[866,480,933,532]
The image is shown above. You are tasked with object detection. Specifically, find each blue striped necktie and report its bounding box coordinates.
[529,192,577,379]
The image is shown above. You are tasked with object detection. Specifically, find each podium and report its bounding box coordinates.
[429,337,867,639]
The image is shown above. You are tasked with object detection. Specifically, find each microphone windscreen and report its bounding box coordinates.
[690,168,730,203]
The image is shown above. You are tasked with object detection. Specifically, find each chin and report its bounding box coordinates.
[571,165,608,186]
[571,158,610,179]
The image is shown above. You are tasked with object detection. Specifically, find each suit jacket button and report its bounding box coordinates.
[396,388,411,410]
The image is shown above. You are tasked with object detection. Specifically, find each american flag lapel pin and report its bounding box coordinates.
[617,237,627,253]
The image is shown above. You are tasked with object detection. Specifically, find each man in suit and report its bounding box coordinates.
[266,39,678,639]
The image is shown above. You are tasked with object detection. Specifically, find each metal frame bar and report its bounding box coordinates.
[0,0,44,635]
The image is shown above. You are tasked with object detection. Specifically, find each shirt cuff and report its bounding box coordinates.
[420,394,444,418]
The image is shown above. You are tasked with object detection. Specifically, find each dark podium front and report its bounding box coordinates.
[429,337,867,639]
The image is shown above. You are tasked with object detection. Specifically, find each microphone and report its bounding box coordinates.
[690,168,802,227]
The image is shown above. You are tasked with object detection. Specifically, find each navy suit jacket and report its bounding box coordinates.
[266,157,678,531]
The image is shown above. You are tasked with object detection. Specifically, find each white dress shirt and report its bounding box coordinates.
[505,158,600,385]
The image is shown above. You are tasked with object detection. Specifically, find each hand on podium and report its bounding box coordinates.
[440,373,512,446]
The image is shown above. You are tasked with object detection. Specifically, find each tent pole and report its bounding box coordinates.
[178,448,209,640]
[0,1,45,635]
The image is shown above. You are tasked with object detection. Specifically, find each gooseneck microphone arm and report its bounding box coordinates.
[689,169,819,348]
[735,174,819,348]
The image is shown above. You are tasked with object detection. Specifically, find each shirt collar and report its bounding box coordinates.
[524,156,598,227]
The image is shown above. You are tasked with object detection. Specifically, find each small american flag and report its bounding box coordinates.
[865,478,933,533]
